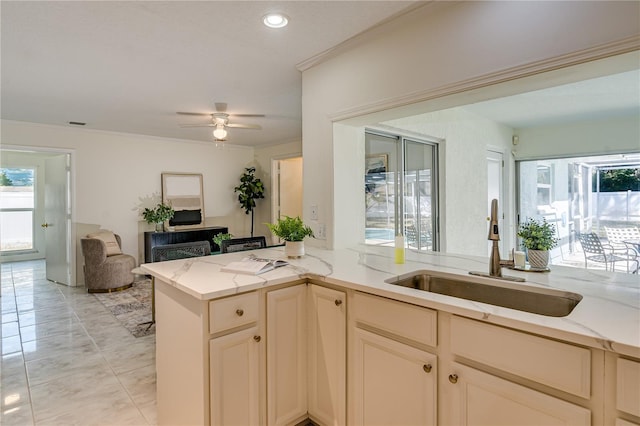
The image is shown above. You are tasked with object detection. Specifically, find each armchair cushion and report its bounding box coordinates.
[87,231,122,256]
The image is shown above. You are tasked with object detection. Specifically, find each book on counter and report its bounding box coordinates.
[221,257,289,275]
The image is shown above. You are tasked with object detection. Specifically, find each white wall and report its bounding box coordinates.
[514,115,640,160]
[381,108,514,255]
[1,120,256,283]
[301,1,639,253]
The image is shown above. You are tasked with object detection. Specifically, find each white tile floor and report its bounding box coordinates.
[1,260,156,425]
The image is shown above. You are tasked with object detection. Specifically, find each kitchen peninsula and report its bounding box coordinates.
[141,246,640,426]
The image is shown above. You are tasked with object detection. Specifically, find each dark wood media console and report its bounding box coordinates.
[143,226,228,263]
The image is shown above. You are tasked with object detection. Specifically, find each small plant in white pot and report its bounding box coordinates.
[142,203,175,232]
[517,217,558,269]
[266,216,314,258]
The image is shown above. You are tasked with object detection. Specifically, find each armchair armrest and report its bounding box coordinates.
[81,238,108,265]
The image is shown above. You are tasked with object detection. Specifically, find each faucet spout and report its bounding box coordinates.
[469,199,525,282]
[488,199,501,277]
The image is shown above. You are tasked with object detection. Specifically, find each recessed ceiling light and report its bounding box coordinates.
[263,13,288,29]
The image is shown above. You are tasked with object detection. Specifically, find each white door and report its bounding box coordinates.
[487,149,504,255]
[44,154,71,285]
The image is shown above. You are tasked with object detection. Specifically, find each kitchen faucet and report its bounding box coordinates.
[469,199,525,282]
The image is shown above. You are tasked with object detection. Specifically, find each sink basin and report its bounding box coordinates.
[385,271,582,317]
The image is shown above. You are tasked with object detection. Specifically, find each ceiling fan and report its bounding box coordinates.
[177,102,264,140]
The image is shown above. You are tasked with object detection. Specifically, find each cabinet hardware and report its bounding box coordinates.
[335,299,343,306]
[423,364,432,373]
[236,309,244,316]
[253,335,261,342]
[448,374,458,384]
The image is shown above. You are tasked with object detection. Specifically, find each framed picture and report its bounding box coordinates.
[365,154,388,174]
[162,172,204,229]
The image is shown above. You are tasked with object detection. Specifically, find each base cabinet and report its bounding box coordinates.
[351,328,437,426]
[308,284,346,426]
[447,362,591,425]
[266,284,308,426]
[210,327,261,426]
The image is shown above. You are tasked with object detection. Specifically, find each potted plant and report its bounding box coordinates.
[517,217,558,269]
[212,232,233,252]
[266,216,314,258]
[142,203,175,232]
[234,167,265,237]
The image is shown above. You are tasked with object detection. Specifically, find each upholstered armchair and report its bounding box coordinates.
[81,232,136,293]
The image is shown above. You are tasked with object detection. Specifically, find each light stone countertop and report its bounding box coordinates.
[140,245,640,358]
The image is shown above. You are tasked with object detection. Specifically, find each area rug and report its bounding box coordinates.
[93,278,155,338]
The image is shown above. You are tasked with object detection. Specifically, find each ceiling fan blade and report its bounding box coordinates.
[179,123,215,128]
[214,102,228,112]
[227,123,262,130]
[232,113,266,118]
[177,111,214,116]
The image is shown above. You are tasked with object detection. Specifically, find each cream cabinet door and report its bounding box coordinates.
[308,284,346,426]
[447,363,591,426]
[267,284,308,425]
[210,326,261,426]
[351,328,437,426]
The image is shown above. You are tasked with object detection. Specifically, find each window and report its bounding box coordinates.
[365,131,439,250]
[0,168,35,252]
[536,165,553,206]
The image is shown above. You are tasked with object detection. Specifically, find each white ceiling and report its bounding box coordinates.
[462,69,640,129]
[2,1,638,147]
[1,1,418,147]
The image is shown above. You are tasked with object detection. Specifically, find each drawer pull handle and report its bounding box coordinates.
[422,364,432,373]
[335,299,343,306]
[236,309,244,317]
[448,374,458,384]
[253,335,261,342]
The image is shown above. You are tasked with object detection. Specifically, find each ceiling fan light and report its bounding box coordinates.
[213,126,227,140]
[263,13,288,28]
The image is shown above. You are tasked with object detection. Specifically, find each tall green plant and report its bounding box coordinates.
[234,167,265,237]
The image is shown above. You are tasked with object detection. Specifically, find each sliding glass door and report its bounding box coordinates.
[365,131,439,250]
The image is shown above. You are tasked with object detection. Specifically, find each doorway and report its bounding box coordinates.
[0,148,74,285]
[271,156,303,242]
[487,149,505,255]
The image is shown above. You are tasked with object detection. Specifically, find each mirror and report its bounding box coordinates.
[162,173,204,229]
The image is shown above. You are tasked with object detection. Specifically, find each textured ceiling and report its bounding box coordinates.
[2,2,638,147]
[1,1,418,146]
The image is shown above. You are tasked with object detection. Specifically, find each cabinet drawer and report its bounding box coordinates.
[353,292,437,347]
[209,291,259,334]
[617,358,640,417]
[450,316,590,398]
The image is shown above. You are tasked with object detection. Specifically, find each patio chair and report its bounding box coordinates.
[604,226,640,257]
[576,232,638,274]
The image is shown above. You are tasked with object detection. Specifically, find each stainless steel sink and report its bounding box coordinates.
[385,271,582,317]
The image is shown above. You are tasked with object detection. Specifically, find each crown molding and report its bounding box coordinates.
[328,35,640,122]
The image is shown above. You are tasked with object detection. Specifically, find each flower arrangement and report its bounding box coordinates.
[517,218,558,251]
[266,216,314,242]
